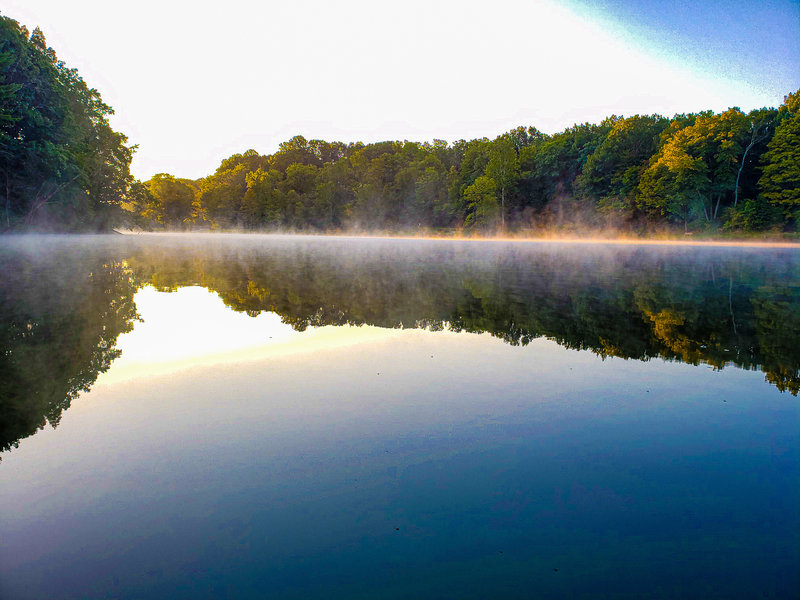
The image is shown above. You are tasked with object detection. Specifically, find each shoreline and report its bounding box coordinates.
[108,230,800,249]
[3,229,799,249]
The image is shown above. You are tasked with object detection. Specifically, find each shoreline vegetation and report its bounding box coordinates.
[1,15,799,238]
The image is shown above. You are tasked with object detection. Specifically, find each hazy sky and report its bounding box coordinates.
[3,0,799,180]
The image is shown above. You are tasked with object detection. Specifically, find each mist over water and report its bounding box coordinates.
[0,233,798,599]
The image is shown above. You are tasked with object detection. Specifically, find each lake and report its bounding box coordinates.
[0,234,798,599]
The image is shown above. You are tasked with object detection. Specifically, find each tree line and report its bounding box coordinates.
[133,95,800,235]
[1,14,798,234]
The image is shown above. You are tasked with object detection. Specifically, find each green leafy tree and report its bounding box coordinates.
[270,135,340,172]
[486,136,519,230]
[0,17,135,230]
[449,138,490,221]
[349,142,404,228]
[723,197,781,231]
[759,90,800,223]
[732,108,777,209]
[313,159,354,229]
[576,115,669,208]
[282,162,319,227]
[415,160,452,227]
[637,109,751,226]
[506,125,547,152]
[146,173,196,228]
[199,163,248,227]
[216,149,265,174]
[242,168,284,227]
[120,180,156,230]
[463,175,498,230]
[518,122,611,215]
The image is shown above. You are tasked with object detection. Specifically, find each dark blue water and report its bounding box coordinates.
[0,235,798,599]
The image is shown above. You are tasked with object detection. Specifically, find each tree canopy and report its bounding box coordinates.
[0,14,135,231]
[132,93,799,235]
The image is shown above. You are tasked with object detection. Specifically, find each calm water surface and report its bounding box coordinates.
[0,234,798,599]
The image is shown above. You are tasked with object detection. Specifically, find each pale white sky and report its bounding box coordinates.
[2,0,790,181]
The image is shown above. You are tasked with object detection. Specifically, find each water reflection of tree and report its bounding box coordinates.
[752,286,800,394]
[0,246,139,453]
[128,240,799,395]
[1,239,796,453]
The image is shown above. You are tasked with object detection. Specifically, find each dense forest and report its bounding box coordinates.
[132,98,799,236]
[1,14,799,234]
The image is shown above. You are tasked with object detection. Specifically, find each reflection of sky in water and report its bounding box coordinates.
[117,286,301,359]
[103,286,403,383]
[1,282,798,599]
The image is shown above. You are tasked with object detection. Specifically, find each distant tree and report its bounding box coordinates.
[576,114,669,206]
[282,163,318,227]
[733,109,775,208]
[759,91,800,224]
[146,174,195,228]
[486,136,519,229]
[785,89,800,114]
[463,175,498,230]
[505,125,547,152]
[120,180,156,229]
[637,109,751,226]
[414,158,452,227]
[199,163,248,227]
[271,135,322,172]
[349,142,404,228]
[518,122,611,215]
[243,168,284,227]
[723,197,780,231]
[423,139,457,171]
[314,159,354,228]
[450,138,490,219]
[216,149,265,174]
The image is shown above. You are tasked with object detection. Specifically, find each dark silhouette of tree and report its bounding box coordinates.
[0,241,139,452]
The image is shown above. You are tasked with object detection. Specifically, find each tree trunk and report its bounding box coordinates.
[734,144,751,209]
[734,124,769,208]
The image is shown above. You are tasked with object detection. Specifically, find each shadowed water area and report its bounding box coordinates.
[0,234,798,599]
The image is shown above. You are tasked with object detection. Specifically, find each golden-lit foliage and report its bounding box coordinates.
[125,92,799,237]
